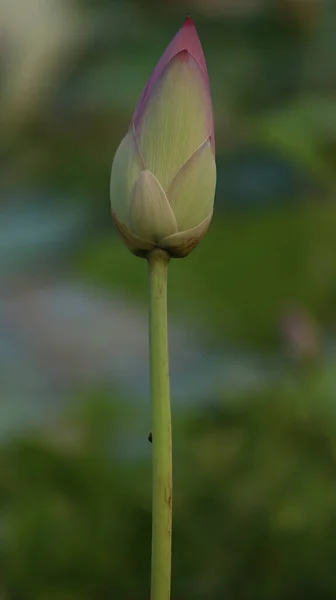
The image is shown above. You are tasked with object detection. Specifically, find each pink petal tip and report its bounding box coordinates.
[183,16,195,27]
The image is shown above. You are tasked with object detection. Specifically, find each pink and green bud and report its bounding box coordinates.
[110,16,216,258]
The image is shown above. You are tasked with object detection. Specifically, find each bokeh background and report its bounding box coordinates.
[1,0,336,597]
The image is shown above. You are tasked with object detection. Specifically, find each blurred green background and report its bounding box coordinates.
[1,0,336,597]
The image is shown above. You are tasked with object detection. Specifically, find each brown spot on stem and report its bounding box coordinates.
[165,484,172,510]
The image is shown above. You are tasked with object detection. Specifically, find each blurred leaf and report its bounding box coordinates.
[76,202,336,348]
[253,96,336,188]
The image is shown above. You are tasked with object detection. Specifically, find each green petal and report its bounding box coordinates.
[110,128,143,225]
[129,170,177,243]
[160,212,212,257]
[168,139,216,231]
[137,52,211,191]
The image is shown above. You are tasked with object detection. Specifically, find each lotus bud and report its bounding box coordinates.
[110,16,216,258]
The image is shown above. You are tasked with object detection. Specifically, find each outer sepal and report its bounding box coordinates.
[167,138,216,231]
[110,128,144,226]
[160,212,212,258]
[129,170,177,243]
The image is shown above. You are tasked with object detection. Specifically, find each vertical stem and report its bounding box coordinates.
[147,248,172,600]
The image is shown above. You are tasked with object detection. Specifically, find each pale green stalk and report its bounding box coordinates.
[147,248,172,600]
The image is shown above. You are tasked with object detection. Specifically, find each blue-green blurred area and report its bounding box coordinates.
[1,0,336,597]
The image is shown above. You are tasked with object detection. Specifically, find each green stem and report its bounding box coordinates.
[147,248,172,600]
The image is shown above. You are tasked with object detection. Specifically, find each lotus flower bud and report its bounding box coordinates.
[110,17,216,258]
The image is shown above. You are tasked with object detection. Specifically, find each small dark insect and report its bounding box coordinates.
[148,432,152,443]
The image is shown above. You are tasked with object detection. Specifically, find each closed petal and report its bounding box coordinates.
[133,17,209,128]
[129,170,177,243]
[136,51,212,191]
[110,128,143,225]
[168,139,216,231]
[160,212,212,257]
